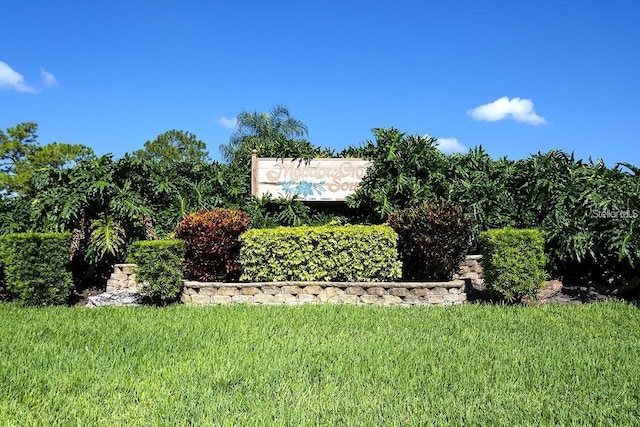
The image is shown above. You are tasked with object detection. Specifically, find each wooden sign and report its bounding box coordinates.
[251,152,370,201]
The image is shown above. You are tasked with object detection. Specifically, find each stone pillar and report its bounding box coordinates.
[106,264,141,293]
[456,255,484,288]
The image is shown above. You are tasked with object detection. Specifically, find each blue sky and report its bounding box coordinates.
[2,0,639,166]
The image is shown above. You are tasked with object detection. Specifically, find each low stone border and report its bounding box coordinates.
[182,280,468,306]
[103,255,483,307]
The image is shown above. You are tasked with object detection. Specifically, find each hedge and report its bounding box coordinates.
[239,224,402,282]
[175,209,251,282]
[0,232,73,306]
[387,200,473,281]
[128,239,184,306]
[480,228,547,302]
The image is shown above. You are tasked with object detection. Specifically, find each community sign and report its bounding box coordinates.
[251,153,371,202]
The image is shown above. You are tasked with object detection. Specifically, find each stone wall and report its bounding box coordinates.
[106,264,141,293]
[106,255,485,307]
[182,280,467,306]
[455,254,484,288]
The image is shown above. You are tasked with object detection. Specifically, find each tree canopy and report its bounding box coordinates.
[1,122,94,194]
[220,104,330,168]
[133,129,209,165]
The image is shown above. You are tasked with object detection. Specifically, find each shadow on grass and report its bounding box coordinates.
[467,279,640,307]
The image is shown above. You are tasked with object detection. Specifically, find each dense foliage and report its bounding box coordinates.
[480,228,548,302]
[346,128,639,288]
[387,200,473,281]
[128,240,184,306]
[240,224,401,282]
[244,195,356,229]
[0,232,73,305]
[175,209,251,282]
[345,128,449,219]
[0,110,638,293]
[7,152,243,288]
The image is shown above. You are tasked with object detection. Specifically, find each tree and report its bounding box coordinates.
[221,104,328,168]
[0,122,38,173]
[0,122,94,194]
[133,129,209,165]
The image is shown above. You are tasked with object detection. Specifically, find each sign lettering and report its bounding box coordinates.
[251,154,370,202]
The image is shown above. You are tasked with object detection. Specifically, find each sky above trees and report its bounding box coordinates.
[1,0,639,166]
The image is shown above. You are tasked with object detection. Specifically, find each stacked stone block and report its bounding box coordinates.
[455,255,484,287]
[182,280,467,306]
[106,264,141,293]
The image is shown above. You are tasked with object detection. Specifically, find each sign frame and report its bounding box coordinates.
[251,151,370,202]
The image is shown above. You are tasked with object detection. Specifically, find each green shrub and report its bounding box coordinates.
[0,257,9,301]
[0,232,73,305]
[128,239,184,306]
[387,200,474,281]
[240,224,401,282]
[480,228,548,302]
[175,209,251,282]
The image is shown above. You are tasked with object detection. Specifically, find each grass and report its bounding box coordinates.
[1,302,639,426]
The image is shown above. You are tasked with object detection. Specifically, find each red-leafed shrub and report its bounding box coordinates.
[388,200,473,281]
[175,209,251,282]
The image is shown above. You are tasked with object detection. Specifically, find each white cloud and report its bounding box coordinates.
[218,116,238,129]
[468,96,546,125]
[0,61,37,93]
[436,137,468,154]
[41,68,57,86]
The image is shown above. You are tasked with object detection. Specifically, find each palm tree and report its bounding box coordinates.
[220,105,315,167]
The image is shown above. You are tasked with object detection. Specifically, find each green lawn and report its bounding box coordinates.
[1,302,639,426]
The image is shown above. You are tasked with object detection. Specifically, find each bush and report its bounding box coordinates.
[0,258,10,302]
[175,209,251,281]
[480,228,548,302]
[387,200,473,281]
[0,232,73,305]
[128,239,184,306]
[344,128,450,221]
[240,224,401,282]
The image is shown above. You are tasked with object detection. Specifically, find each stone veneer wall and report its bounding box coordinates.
[182,280,467,306]
[106,264,141,293]
[455,254,484,287]
[106,255,484,307]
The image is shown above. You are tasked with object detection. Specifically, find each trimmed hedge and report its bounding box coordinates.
[240,224,402,282]
[0,257,8,301]
[128,239,184,306]
[387,200,473,281]
[176,209,251,282]
[480,228,547,302]
[0,232,73,306]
